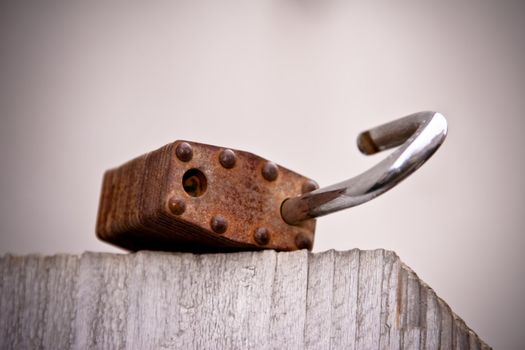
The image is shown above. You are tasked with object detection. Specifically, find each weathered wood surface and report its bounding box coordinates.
[0,249,490,349]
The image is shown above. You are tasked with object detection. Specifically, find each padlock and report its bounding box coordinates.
[96,111,447,252]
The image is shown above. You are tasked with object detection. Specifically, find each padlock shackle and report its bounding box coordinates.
[280,111,448,225]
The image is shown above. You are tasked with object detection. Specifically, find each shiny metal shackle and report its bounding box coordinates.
[281,111,448,225]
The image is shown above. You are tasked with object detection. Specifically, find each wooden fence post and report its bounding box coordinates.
[0,250,490,349]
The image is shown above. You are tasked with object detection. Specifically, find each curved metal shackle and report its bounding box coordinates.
[280,111,448,225]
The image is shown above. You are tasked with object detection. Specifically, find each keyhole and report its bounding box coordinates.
[182,168,207,197]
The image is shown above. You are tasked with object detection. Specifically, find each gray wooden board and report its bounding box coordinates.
[0,250,490,349]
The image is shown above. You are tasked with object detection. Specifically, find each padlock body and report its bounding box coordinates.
[96,141,316,252]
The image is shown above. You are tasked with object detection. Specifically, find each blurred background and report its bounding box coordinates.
[1,0,523,348]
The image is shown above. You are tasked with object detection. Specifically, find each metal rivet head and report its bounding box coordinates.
[176,142,193,162]
[254,227,270,245]
[295,233,312,250]
[219,149,236,169]
[301,180,319,194]
[210,215,228,234]
[168,197,186,215]
[261,161,278,181]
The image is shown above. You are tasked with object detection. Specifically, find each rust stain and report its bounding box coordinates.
[96,140,316,252]
[396,268,403,328]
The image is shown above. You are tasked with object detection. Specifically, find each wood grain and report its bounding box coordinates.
[0,250,490,349]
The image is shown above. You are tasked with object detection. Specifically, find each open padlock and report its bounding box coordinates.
[96,111,447,252]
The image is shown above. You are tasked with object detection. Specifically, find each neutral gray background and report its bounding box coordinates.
[0,0,523,348]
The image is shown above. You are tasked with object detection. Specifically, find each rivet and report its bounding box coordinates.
[168,197,186,215]
[295,233,312,250]
[176,142,193,162]
[219,149,236,169]
[261,161,278,181]
[254,227,270,245]
[210,215,228,234]
[301,180,319,194]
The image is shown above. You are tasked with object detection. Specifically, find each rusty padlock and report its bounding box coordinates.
[96,111,447,252]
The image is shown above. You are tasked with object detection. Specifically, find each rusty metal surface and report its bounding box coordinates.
[96,140,316,252]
